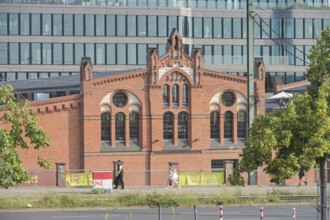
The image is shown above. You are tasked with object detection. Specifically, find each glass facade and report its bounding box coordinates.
[0,5,329,92]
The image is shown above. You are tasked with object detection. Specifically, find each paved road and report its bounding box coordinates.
[0,205,317,220]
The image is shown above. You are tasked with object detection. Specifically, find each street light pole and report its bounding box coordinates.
[247,0,254,129]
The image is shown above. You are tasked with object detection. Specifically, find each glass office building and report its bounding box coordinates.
[0,0,329,92]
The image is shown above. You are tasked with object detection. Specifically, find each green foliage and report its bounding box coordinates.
[240,27,330,184]
[0,85,51,189]
[227,165,245,186]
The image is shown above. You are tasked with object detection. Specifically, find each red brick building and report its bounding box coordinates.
[8,29,268,186]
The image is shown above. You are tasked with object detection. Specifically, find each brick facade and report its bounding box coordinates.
[2,29,275,186]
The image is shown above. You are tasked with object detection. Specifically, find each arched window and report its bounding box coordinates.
[115,112,125,141]
[163,112,174,140]
[182,84,188,106]
[101,112,110,141]
[224,111,233,139]
[129,112,139,141]
[210,111,219,139]
[178,112,188,139]
[163,84,170,106]
[237,111,246,138]
[172,84,179,106]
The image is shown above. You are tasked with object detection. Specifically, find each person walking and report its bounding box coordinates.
[114,160,124,189]
[170,168,180,189]
[298,167,307,186]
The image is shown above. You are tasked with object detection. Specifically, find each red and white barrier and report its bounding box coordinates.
[260,207,264,220]
[293,207,296,220]
[219,206,223,220]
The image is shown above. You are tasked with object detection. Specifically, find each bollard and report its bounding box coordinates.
[158,204,161,220]
[194,204,197,220]
[260,207,264,220]
[219,206,223,220]
[293,207,296,220]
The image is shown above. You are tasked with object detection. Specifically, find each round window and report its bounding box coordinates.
[112,92,128,108]
[221,91,236,107]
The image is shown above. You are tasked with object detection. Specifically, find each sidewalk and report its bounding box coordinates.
[0,184,318,196]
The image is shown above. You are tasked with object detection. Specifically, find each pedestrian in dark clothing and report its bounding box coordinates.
[298,167,307,186]
[114,160,124,189]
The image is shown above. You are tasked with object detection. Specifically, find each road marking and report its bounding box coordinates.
[52,214,119,218]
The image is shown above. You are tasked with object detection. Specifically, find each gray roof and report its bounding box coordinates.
[3,68,145,93]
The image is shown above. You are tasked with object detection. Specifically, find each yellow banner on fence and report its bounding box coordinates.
[66,173,92,186]
[179,172,224,186]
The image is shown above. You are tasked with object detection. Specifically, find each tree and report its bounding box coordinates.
[240,27,330,220]
[0,85,51,189]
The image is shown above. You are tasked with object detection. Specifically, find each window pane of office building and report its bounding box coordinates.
[233,18,241,38]
[223,18,232,38]
[31,14,41,35]
[53,14,62,36]
[31,43,41,64]
[20,43,30,64]
[214,18,222,38]
[17,72,27,80]
[137,44,146,65]
[0,43,7,64]
[284,18,293,38]
[42,14,51,35]
[107,44,116,64]
[148,16,157,37]
[233,45,242,64]
[223,45,232,64]
[53,43,63,64]
[85,43,95,64]
[9,13,18,35]
[262,18,270,39]
[305,19,313,39]
[85,14,94,36]
[271,19,281,38]
[74,14,84,36]
[138,16,146,36]
[0,13,7,35]
[96,15,105,36]
[168,16,177,33]
[295,45,304,65]
[42,43,52,64]
[128,44,136,65]
[64,43,73,65]
[96,44,105,64]
[214,45,222,65]
[117,15,126,36]
[158,16,167,37]
[204,45,212,65]
[64,14,73,36]
[75,43,84,64]
[117,44,126,65]
[295,19,303,38]
[194,17,202,38]
[158,44,166,57]
[106,15,115,36]
[204,17,212,38]
[127,15,136,36]
[20,13,29,35]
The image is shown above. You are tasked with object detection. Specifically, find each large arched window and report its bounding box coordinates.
[237,111,246,138]
[163,112,174,140]
[178,112,188,139]
[182,84,188,106]
[224,111,233,139]
[101,112,110,141]
[115,112,125,141]
[129,112,139,141]
[172,84,179,106]
[210,111,219,139]
[163,84,170,106]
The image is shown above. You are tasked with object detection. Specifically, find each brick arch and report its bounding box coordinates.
[159,68,193,85]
